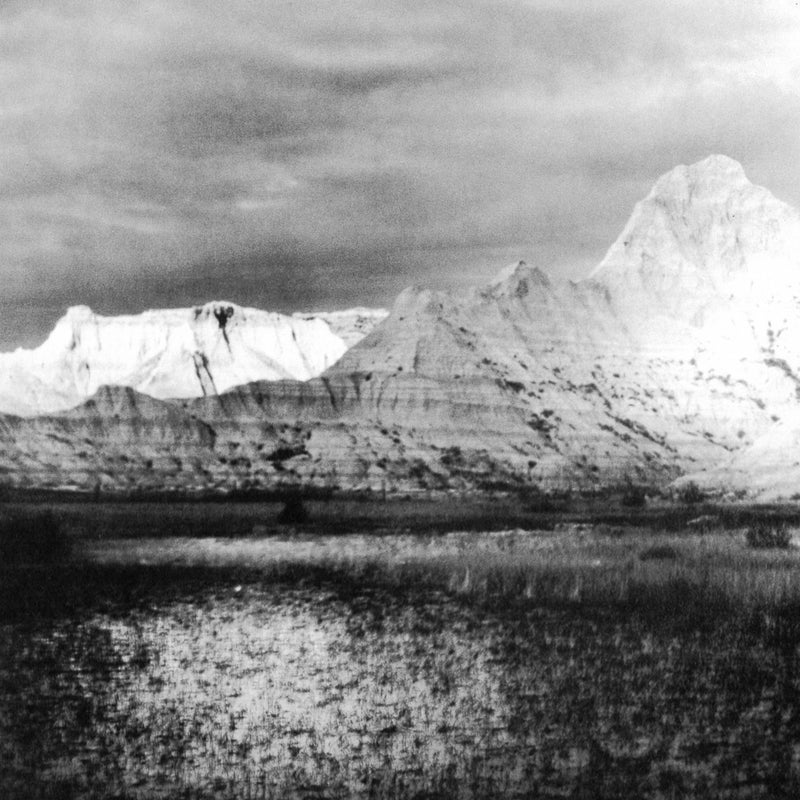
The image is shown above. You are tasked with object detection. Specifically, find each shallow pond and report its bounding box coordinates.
[2,568,800,798]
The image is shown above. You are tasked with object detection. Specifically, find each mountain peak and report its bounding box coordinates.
[63,305,96,322]
[682,154,747,182]
[486,260,551,299]
[192,301,241,322]
[648,154,750,205]
[589,154,800,307]
[490,260,526,284]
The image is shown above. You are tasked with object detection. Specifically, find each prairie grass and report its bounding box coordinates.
[64,524,800,626]
[6,495,800,624]
[7,507,800,797]
[5,539,800,798]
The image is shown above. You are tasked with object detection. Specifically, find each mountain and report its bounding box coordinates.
[591,155,800,301]
[0,302,388,417]
[674,416,800,502]
[322,154,800,493]
[589,154,800,354]
[292,308,391,348]
[2,155,800,497]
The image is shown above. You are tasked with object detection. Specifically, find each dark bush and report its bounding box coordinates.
[277,495,309,525]
[746,520,792,549]
[678,481,705,505]
[621,484,647,508]
[522,488,570,513]
[639,544,679,561]
[267,445,307,463]
[0,511,71,565]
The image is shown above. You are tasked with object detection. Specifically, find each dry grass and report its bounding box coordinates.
[7,512,800,797]
[7,498,800,624]
[72,523,800,621]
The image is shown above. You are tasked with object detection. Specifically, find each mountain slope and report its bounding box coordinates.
[0,302,387,417]
[292,308,391,348]
[589,154,800,355]
[323,156,800,492]
[2,155,799,496]
[674,416,800,501]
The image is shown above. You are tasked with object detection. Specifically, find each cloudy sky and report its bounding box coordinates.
[2,0,800,349]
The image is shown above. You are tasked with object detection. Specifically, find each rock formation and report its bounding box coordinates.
[2,155,800,497]
[0,303,387,416]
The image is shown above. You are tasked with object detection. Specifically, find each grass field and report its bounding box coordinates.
[4,498,800,798]
[5,495,800,621]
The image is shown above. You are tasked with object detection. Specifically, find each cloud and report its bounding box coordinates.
[1,0,799,348]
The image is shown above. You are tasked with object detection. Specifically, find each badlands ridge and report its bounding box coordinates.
[2,155,799,499]
[0,305,388,417]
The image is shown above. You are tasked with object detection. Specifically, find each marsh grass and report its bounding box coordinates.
[746,519,792,549]
[0,510,72,565]
[6,497,800,627]
[0,496,540,539]
[35,524,800,629]
[8,511,800,798]
[4,560,800,799]
[6,492,800,541]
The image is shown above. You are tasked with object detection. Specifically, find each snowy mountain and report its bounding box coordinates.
[0,302,388,416]
[3,155,800,496]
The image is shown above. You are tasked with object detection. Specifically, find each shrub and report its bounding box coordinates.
[439,446,463,467]
[687,514,719,533]
[522,488,570,513]
[0,511,71,565]
[639,544,679,561]
[621,484,647,508]
[277,495,309,525]
[267,445,307,463]
[678,481,705,505]
[746,520,792,549]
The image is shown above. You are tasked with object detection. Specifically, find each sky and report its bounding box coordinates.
[2,0,800,350]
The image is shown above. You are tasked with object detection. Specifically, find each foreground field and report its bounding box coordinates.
[4,503,800,798]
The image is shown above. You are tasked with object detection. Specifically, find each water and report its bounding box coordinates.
[2,572,800,798]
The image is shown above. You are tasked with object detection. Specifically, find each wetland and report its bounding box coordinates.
[4,498,800,798]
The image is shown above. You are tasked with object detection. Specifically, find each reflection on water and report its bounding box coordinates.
[3,579,800,798]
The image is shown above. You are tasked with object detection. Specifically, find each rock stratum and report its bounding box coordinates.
[3,154,800,498]
[0,304,388,416]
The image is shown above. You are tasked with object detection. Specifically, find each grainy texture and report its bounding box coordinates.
[4,513,800,798]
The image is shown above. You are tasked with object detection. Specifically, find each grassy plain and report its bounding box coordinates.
[4,496,800,798]
[5,493,800,622]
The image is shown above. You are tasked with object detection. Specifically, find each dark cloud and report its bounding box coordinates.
[1,0,799,349]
